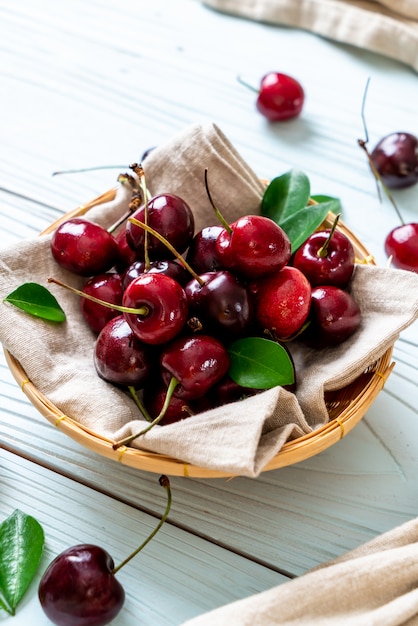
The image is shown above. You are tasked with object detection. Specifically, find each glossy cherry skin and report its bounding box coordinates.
[113,227,138,272]
[122,273,188,345]
[125,193,195,259]
[385,223,418,272]
[185,270,254,340]
[251,265,312,340]
[186,225,224,274]
[142,381,212,424]
[306,285,361,348]
[160,334,230,400]
[51,218,118,276]
[293,229,355,287]
[94,316,153,387]
[256,72,304,121]
[38,544,125,626]
[80,272,123,334]
[216,215,291,279]
[371,132,418,189]
[122,259,190,291]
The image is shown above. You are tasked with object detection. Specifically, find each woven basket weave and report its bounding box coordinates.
[4,188,395,478]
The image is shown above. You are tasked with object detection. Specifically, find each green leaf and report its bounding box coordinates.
[280,200,335,252]
[310,194,342,212]
[261,169,310,223]
[0,509,45,615]
[227,337,295,389]
[3,282,66,322]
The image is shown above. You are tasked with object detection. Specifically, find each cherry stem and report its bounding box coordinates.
[128,217,205,286]
[112,474,172,575]
[358,77,405,226]
[130,163,152,270]
[204,168,232,234]
[47,277,149,317]
[52,165,128,176]
[112,376,179,449]
[128,386,152,422]
[317,213,341,258]
[236,75,259,94]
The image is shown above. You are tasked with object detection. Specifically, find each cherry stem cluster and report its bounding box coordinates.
[112,377,179,449]
[112,474,172,575]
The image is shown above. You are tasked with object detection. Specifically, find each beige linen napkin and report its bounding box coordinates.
[1,122,418,477]
[180,515,418,625]
[203,0,418,73]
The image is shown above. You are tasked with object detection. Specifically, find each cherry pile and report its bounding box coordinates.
[49,167,362,431]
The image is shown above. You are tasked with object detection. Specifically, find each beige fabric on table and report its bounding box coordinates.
[202,0,418,73]
[180,516,418,625]
[1,122,418,477]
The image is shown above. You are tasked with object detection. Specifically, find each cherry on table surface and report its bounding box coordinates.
[239,71,304,121]
[385,223,418,272]
[371,131,418,189]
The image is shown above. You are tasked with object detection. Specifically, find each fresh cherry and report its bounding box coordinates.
[80,272,123,334]
[123,273,188,345]
[125,193,194,260]
[208,375,262,407]
[292,214,355,287]
[142,380,212,424]
[39,476,171,626]
[185,270,254,340]
[216,215,291,279]
[371,132,418,189]
[122,259,190,291]
[239,72,304,121]
[51,218,118,276]
[185,225,224,274]
[113,227,138,271]
[160,334,230,401]
[304,285,361,348]
[251,265,312,340]
[94,315,153,388]
[385,223,418,272]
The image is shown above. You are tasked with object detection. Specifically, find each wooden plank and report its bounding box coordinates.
[0,448,287,625]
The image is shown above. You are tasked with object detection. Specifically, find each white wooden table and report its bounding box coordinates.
[1,1,417,624]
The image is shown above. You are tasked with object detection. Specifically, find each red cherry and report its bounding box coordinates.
[122,273,188,345]
[51,218,118,276]
[306,286,362,348]
[251,265,312,340]
[292,226,355,287]
[160,334,230,400]
[38,544,125,626]
[80,272,123,334]
[256,72,304,121]
[216,215,291,279]
[385,223,418,272]
[371,132,418,189]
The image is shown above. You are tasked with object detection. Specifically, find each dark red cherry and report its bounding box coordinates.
[122,259,190,291]
[385,223,418,272]
[142,381,213,425]
[51,218,118,276]
[185,270,254,339]
[125,193,194,259]
[216,215,291,279]
[38,544,125,626]
[185,225,224,274]
[371,132,418,189]
[306,285,361,348]
[209,375,262,407]
[122,273,188,345]
[160,334,230,400]
[94,316,153,388]
[256,72,304,121]
[80,272,123,334]
[293,227,355,288]
[251,265,311,340]
[113,228,138,271]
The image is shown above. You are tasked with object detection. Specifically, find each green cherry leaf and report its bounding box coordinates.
[0,509,45,615]
[227,337,295,389]
[3,282,66,322]
[261,169,310,223]
[310,194,342,212]
[280,200,335,253]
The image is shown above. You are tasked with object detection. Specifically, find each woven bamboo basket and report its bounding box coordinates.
[4,188,395,478]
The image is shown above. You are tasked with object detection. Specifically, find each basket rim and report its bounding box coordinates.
[3,188,395,478]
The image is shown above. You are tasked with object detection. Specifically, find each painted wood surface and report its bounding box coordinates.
[0,0,418,623]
